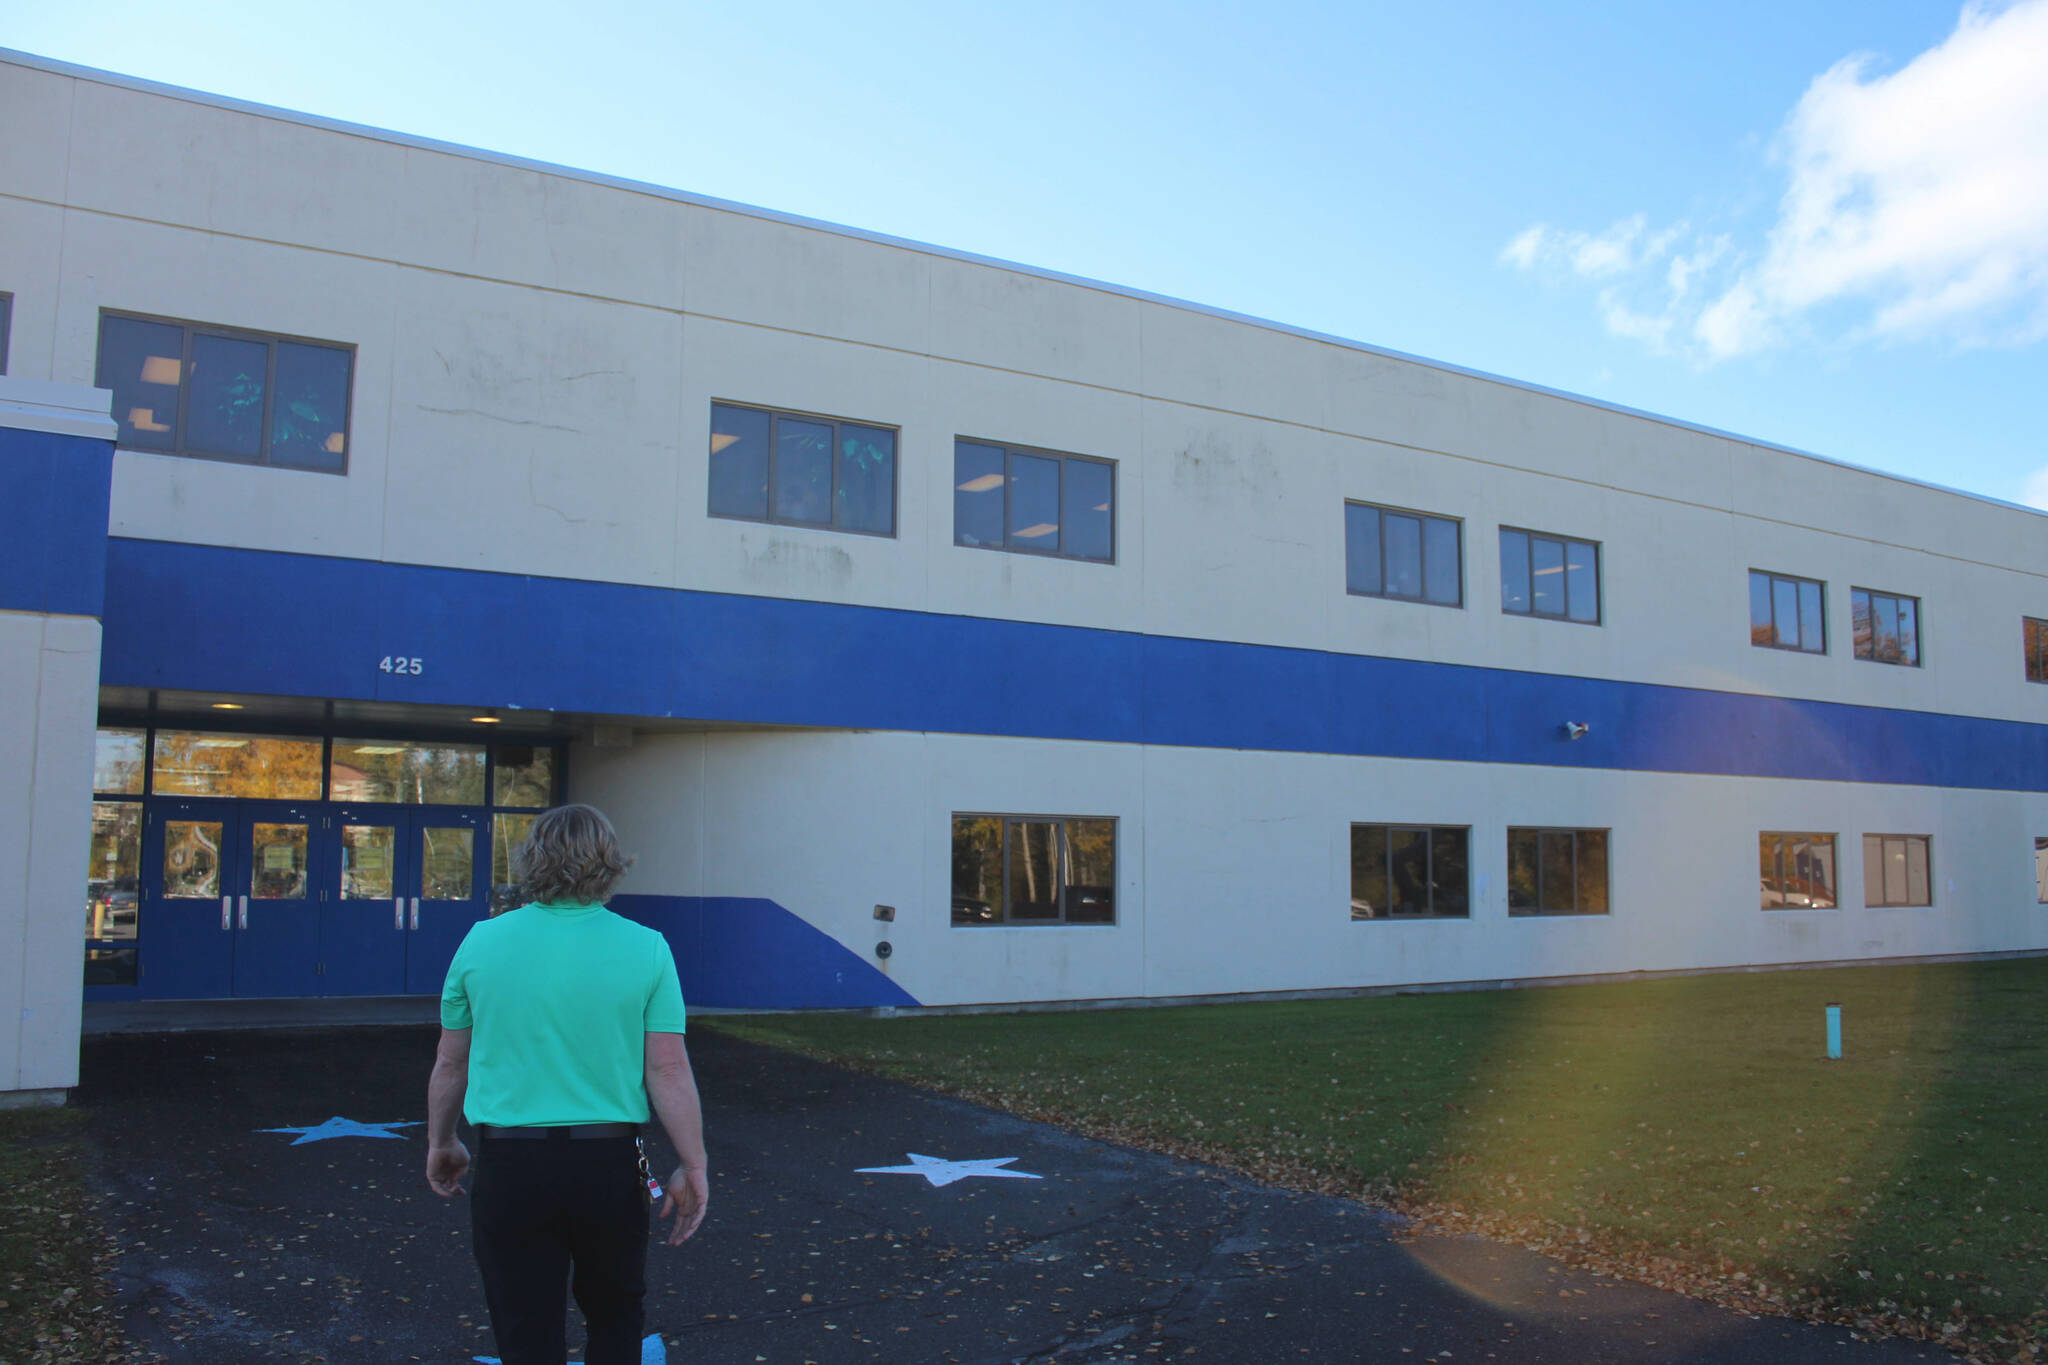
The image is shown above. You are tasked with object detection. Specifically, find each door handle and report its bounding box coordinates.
[395,897,404,930]
[409,897,420,931]
[221,896,232,931]
[238,895,248,930]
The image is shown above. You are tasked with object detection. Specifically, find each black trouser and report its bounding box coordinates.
[470,1134,649,1365]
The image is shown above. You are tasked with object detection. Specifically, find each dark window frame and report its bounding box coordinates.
[0,291,12,375]
[1499,526,1602,624]
[94,309,355,474]
[707,400,900,538]
[1345,500,1465,608]
[1759,831,1838,910]
[1349,823,1471,920]
[2024,618,2048,684]
[952,436,1117,564]
[950,812,1116,927]
[1749,569,1827,654]
[1850,587,1921,667]
[1507,826,1611,916]
[1862,832,1933,908]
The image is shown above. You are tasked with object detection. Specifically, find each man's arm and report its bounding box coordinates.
[425,1027,472,1197]
[644,1031,708,1244]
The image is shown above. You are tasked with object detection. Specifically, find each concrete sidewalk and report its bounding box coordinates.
[75,1025,1942,1364]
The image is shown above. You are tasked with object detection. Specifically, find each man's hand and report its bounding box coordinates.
[657,1165,708,1244]
[427,1140,470,1197]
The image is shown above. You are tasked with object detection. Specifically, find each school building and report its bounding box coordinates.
[5,48,2047,1103]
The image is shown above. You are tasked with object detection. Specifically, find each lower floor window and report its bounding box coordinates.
[1508,827,1609,915]
[1863,834,1932,907]
[1760,832,1837,909]
[952,814,1115,925]
[2038,838,2048,903]
[1350,825,1469,918]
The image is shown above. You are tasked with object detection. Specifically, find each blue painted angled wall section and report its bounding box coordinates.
[609,895,919,1009]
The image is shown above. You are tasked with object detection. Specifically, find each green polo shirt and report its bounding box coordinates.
[441,901,687,1128]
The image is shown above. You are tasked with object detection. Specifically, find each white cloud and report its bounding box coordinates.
[1503,0,2048,360]
[2021,462,2048,511]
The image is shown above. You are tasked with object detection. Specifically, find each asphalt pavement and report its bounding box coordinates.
[73,1023,1947,1364]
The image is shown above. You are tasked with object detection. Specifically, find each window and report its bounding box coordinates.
[954,439,1115,562]
[1346,502,1462,606]
[2036,838,2048,903]
[84,727,146,986]
[1350,825,1469,919]
[95,312,352,472]
[951,815,1114,925]
[708,402,896,536]
[1863,834,1931,907]
[1507,828,1609,915]
[1851,589,1919,666]
[1759,832,1837,909]
[1749,570,1826,653]
[2025,619,2048,683]
[0,292,11,375]
[1500,528,1600,623]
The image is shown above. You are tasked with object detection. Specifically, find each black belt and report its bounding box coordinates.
[476,1122,639,1140]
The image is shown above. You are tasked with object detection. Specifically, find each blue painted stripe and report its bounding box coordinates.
[610,895,918,1010]
[0,427,113,618]
[98,538,2048,791]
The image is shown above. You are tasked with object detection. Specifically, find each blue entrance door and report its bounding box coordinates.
[323,807,489,996]
[141,800,323,999]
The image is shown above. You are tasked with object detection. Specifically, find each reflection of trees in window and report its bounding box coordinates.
[2027,619,2048,684]
[1350,826,1469,919]
[952,815,1114,925]
[1749,571,1826,653]
[153,732,323,800]
[94,729,146,795]
[329,741,484,804]
[1759,832,1837,910]
[86,801,142,940]
[492,746,555,808]
[1507,828,1609,915]
[1851,588,1919,666]
[491,813,540,914]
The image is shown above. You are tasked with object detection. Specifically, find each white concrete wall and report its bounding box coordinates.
[0,612,101,1093]
[6,56,2046,728]
[572,728,2048,1008]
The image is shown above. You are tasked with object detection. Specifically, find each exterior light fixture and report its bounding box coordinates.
[470,711,502,725]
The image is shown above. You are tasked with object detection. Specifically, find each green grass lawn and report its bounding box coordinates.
[712,958,2048,1361]
[0,1106,132,1364]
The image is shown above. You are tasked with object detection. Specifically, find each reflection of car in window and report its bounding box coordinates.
[951,895,996,924]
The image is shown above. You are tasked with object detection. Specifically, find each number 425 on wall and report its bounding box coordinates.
[379,656,424,675]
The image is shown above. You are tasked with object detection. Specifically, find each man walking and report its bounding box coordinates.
[425,803,708,1365]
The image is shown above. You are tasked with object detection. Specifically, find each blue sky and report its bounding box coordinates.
[10,1,2046,508]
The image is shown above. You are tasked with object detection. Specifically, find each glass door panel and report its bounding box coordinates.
[141,806,234,998]
[232,808,321,998]
[405,815,486,994]
[324,817,406,996]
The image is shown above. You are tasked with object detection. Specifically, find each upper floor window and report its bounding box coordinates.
[951,814,1115,926]
[2025,619,2048,683]
[1350,824,1469,919]
[1760,831,1837,909]
[708,402,896,536]
[1749,569,1825,654]
[1507,827,1609,916]
[95,312,352,473]
[1851,588,1920,666]
[954,439,1115,563]
[1346,501,1462,607]
[0,291,12,375]
[1501,527,1600,623]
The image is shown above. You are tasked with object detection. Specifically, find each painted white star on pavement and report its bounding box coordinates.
[256,1116,421,1145]
[855,1152,1044,1187]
